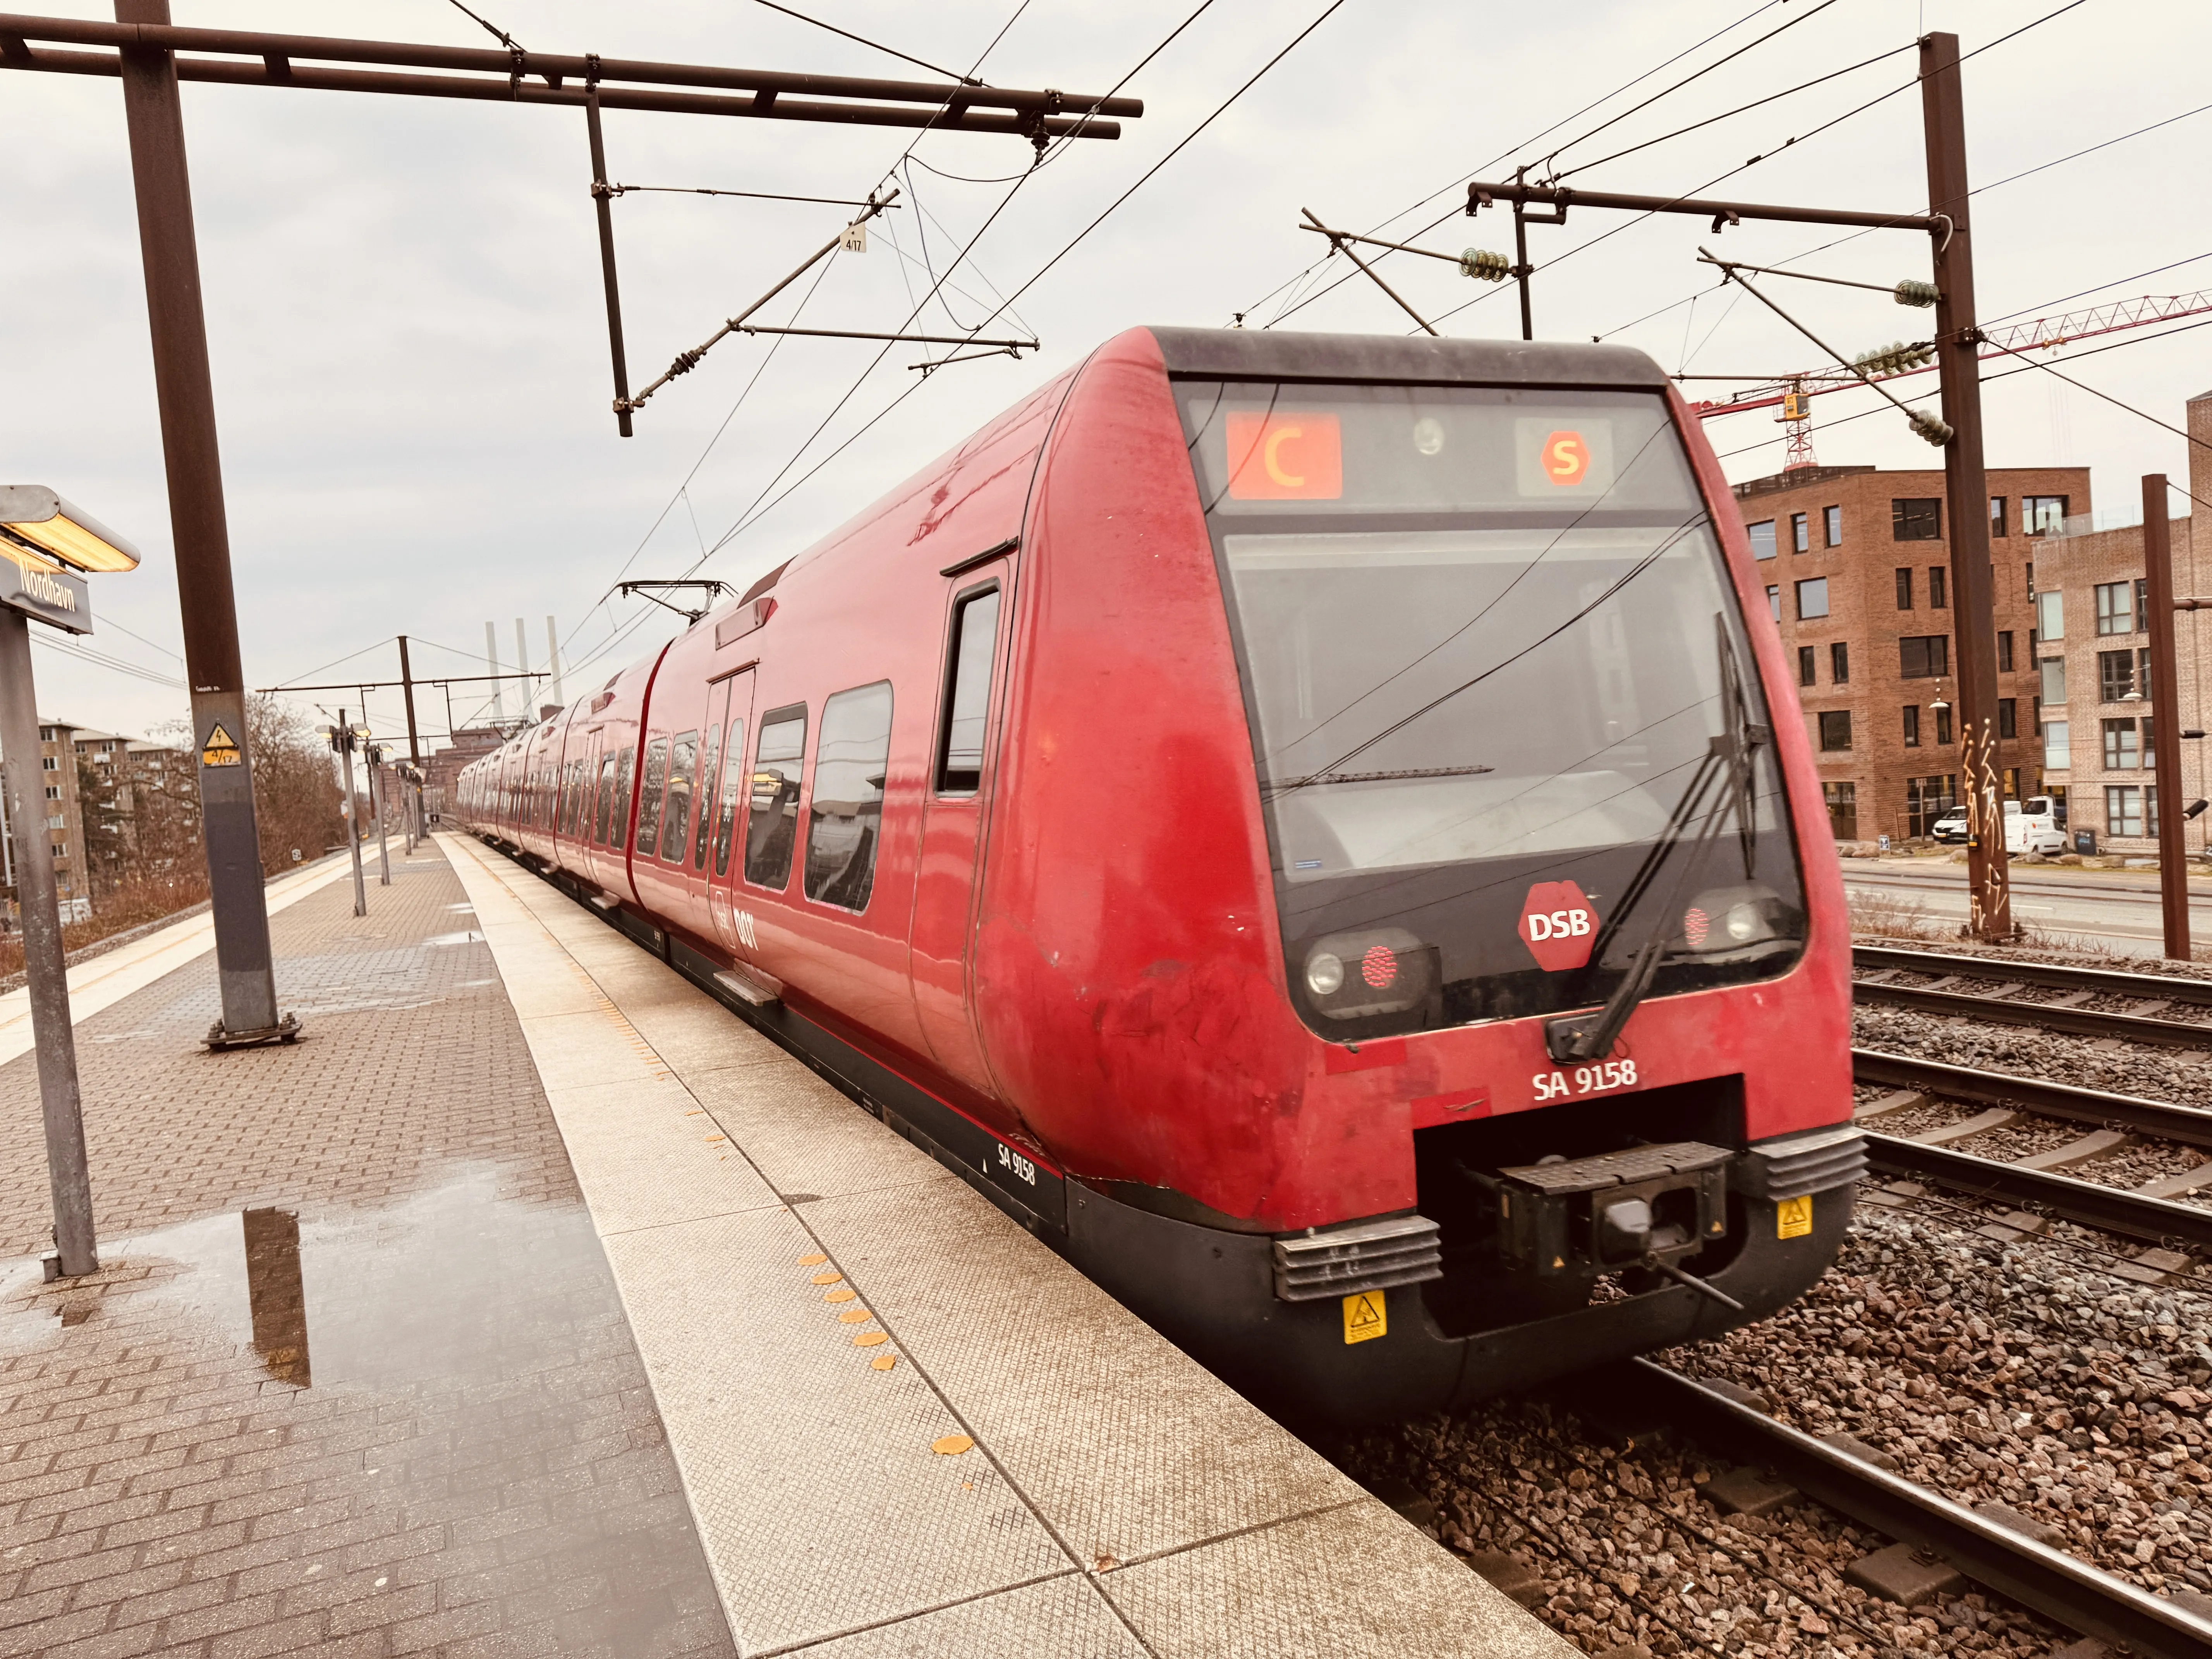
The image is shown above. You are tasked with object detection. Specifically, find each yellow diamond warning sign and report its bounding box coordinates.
[1776,1194,1814,1239]
[201,723,242,768]
[1342,1290,1386,1345]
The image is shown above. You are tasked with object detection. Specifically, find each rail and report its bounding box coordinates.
[1631,1362,2212,1659]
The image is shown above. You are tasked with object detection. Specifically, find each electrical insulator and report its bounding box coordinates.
[1460,248,1511,282]
[1908,407,1954,447]
[1855,340,1936,377]
[1894,278,1940,308]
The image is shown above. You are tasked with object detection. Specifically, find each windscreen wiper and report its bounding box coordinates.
[1545,618,1767,1065]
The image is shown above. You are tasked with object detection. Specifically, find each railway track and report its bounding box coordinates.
[1853,945,2212,1050]
[1628,1363,2212,1659]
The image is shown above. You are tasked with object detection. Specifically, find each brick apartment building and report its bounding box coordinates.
[1,717,91,923]
[1734,461,2090,846]
[2025,388,2212,855]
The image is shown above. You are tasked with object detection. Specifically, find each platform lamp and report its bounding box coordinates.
[0,486,143,1281]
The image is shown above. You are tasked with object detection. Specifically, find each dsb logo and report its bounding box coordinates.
[1524,908,1592,941]
[1518,880,1599,972]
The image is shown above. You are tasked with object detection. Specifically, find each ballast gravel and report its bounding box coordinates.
[1345,1206,2212,1656]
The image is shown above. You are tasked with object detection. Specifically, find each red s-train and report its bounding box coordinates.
[458,327,1864,1423]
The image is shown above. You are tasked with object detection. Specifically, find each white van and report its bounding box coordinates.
[2007,799,2066,855]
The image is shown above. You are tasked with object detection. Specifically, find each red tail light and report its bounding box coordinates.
[1360,945,1398,989]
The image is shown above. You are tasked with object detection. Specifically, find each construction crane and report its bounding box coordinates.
[1686,290,2212,470]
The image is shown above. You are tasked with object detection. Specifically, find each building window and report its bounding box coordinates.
[1831,641,1850,683]
[2097,649,2138,702]
[39,725,56,742]
[1798,646,1817,687]
[1899,635,1949,679]
[1935,706,1954,745]
[1896,568,1914,610]
[2033,694,2042,735]
[1824,505,1842,546]
[2102,718,2141,769]
[1796,577,1829,619]
[1990,496,2008,538]
[1929,566,1948,608]
[2144,716,2156,770]
[1997,631,2014,672]
[43,785,60,800]
[1819,711,1853,751]
[2135,577,2151,629]
[2034,590,2064,642]
[2139,646,2154,698]
[1903,705,1921,747]
[2095,580,2136,635]
[1749,520,1778,561]
[1791,512,1809,553]
[2023,495,2070,536]
[1906,775,1959,838]
[1892,498,1942,540]
[41,756,57,771]
[1767,586,1780,621]
[1998,698,2017,739]
[2106,784,2146,837]
[2026,561,2035,594]
[1824,781,1858,840]
[2044,719,2070,770]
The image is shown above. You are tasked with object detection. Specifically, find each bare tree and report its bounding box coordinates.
[242,696,346,875]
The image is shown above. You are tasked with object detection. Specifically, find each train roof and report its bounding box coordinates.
[1145,326,1668,390]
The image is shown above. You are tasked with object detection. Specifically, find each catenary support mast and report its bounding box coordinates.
[1920,30,2011,941]
[113,0,289,1041]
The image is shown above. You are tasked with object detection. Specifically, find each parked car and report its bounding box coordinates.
[1929,803,2066,854]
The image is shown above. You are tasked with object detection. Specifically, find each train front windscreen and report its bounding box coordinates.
[1178,381,1808,1039]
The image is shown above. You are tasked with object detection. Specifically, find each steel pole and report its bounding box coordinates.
[1920,32,2010,941]
[369,750,389,885]
[0,609,98,1278]
[114,0,283,1035]
[2144,473,2190,958]
[338,712,365,917]
[584,88,635,438]
[397,634,421,765]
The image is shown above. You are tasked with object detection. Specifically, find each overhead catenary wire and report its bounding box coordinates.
[1238,0,1800,328]
[750,0,984,86]
[558,0,1342,696]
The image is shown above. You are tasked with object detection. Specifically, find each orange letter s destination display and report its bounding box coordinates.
[1224,411,1344,500]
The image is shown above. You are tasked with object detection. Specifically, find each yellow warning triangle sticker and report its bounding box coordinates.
[201,723,242,766]
[1347,1295,1381,1328]
[1342,1290,1386,1344]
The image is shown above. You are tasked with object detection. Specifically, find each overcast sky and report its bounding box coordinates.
[3,0,2206,746]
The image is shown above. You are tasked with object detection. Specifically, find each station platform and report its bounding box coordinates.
[0,833,1573,1659]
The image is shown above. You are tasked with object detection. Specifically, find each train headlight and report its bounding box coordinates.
[1299,927,1433,1020]
[1680,882,1790,960]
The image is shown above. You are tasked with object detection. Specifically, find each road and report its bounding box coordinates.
[1841,859,2212,957]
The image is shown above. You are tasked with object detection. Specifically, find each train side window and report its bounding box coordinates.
[661,730,700,864]
[594,751,617,844]
[806,682,893,911]
[610,745,634,850]
[745,707,809,890]
[692,723,721,872]
[635,737,670,857]
[711,720,747,877]
[936,585,1001,795]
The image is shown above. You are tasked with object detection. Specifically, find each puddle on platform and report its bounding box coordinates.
[424,930,484,947]
[0,1169,730,1652]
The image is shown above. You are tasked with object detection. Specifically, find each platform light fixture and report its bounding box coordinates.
[0,486,143,574]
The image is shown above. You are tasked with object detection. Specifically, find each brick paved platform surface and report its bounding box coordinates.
[0,840,734,1658]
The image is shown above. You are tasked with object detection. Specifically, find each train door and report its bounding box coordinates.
[908,565,1009,1095]
[704,669,757,950]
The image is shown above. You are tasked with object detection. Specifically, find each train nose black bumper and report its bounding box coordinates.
[1066,1125,1866,1427]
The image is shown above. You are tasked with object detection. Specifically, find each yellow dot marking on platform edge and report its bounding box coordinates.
[854,1331,888,1347]
[932,1434,974,1455]
[838,1309,872,1324]
[824,1288,856,1304]
[1777,1194,1814,1239]
[872,1354,897,1371]
[811,1271,842,1286]
[797,1253,827,1266]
